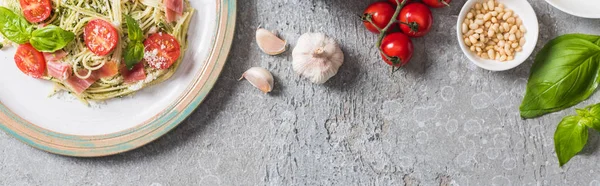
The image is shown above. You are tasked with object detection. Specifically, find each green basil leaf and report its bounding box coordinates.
[0,7,33,44]
[125,15,143,42]
[554,115,589,167]
[520,34,600,118]
[124,41,144,70]
[30,25,75,52]
[586,103,600,131]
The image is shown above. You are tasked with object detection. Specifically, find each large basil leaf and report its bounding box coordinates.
[554,115,590,166]
[0,7,33,44]
[30,25,75,52]
[520,34,600,118]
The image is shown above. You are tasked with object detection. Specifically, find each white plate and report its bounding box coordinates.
[545,0,600,18]
[0,0,236,157]
[456,0,539,71]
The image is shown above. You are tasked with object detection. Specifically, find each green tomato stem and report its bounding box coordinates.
[377,0,407,64]
[362,14,383,33]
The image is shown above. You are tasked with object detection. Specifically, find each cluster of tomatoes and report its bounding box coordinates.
[362,0,451,68]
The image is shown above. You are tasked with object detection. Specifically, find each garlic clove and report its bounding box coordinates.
[256,28,287,55]
[239,67,274,93]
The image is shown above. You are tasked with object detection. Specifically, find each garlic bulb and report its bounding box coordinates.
[292,33,344,84]
[239,67,274,94]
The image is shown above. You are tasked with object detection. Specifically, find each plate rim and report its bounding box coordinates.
[0,0,236,157]
[545,0,600,19]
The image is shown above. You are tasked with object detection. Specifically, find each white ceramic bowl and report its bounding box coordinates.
[456,0,539,71]
[545,0,600,19]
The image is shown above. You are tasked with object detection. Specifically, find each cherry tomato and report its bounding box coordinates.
[14,44,46,78]
[84,19,119,56]
[19,0,52,23]
[143,32,181,69]
[380,32,413,67]
[398,3,433,37]
[362,2,396,34]
[388,0,411,6]
[422,0,451,8]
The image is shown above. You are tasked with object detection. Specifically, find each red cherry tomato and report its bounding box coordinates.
[143,32,181,69]
[14,43,46,78]
[398,3,433,37]
[388,0,411,6]
[422,0,451,8]
[380,33,413,67]
[84,19,119,56]
[362,2,396,34]
[19,0,52,23]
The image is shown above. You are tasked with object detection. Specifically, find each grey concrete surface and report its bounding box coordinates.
[3,0,600,185]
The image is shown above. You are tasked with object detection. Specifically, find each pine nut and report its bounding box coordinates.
[488,0,495,10]
[511,42,519,48]
[488,49,495,59]
[499,55,507,62]
[469,23,479,29]
[509,33,516,41]
[519,25,527,33]
[502,11,512,20]
[507,17,515,24]
[475,19,484,25]
[519,37,526,46]
[488,29,495,37]
[469,36,478,44]
[484,13,492,21]
[465,38,472,46]
[509,25,518,34]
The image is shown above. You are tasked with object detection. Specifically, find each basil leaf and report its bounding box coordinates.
[124,41,144,70]
[520,34,600,118]
[123,15,145,69]
[554,115,589,167]
[0,7,33,44]
[125,15,143,42]
[30,25,75,52]
[586,103,600,131]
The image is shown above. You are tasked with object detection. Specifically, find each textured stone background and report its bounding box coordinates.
[3,0,600,185]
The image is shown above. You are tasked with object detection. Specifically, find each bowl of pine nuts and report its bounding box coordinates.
[457,0,539,71]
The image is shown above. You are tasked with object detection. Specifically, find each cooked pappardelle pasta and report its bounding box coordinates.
[0,0,194,104]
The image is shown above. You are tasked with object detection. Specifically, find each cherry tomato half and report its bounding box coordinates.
[362,2,396,34]
[84,19,119,56]
[143,32,181,69]
[19,0,52,23]
[388,0,411,6]
[14,43,46,78]
[422,0,451,8]
[380,32,413,67]
[398,3,433,37]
